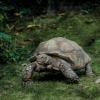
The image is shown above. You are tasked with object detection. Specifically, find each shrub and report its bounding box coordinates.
[0,32,29,64]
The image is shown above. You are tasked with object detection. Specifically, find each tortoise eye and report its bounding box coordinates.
[41,56,44,59]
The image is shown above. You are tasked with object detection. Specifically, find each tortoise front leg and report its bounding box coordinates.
[59,59,79,83]
[22,62,36,86]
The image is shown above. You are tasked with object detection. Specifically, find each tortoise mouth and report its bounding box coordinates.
[37,61,43,64]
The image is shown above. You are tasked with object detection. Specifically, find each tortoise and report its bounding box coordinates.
[22,37,93,84]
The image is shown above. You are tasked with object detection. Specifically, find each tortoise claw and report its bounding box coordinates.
[22,80,33,87]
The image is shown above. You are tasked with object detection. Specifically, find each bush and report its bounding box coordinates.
[0,32,30,64]
[0,32,13,63]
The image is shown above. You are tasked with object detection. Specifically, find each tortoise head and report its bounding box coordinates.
[36,54,51,65]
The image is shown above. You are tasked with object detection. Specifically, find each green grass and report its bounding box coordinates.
[0,60,100,100]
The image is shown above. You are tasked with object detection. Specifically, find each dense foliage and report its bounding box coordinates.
[0,31,32,64]
[0,13,100,64]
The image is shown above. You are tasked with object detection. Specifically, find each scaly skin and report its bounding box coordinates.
[22,61,47,86]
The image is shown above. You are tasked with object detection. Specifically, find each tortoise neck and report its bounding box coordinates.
[45,55,52,64]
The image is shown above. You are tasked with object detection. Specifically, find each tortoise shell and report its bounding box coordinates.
[31,37,91,69]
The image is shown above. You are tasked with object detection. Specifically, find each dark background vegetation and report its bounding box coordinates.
[0,0,100,100]
[0,0,100,64]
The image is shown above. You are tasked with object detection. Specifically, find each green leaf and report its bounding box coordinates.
[0,32,12,42]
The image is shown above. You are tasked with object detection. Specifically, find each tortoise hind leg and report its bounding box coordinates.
[59,59,79,83]
[85,64,94,76]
